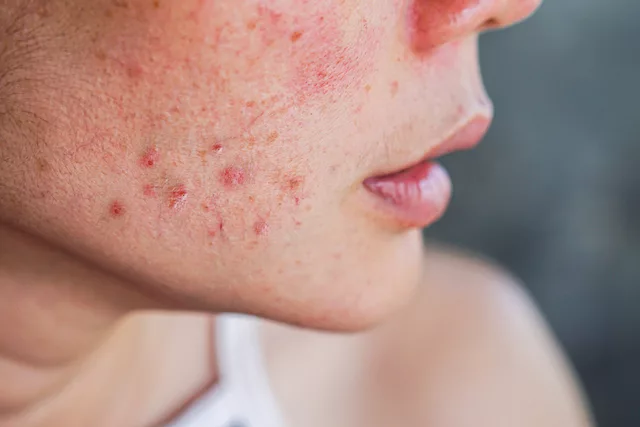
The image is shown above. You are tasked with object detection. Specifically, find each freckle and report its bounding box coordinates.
[36,158,49,172]
[248,196,255,203]
[95,50,107,61]
[152,0,160,8]
[211,143,223,153]
[246,100,256,108]
[105,9,114,18]
[288,176,303,191]
[364,84,372,93]
[168,184,188,209]
[140,146,159,168]
[247,20,257,30]
[290,31,303,42]
[143,184,156,197]
[198,150,208,164]
[390,81,399,97]
[253,220,269,236]
[109,201,126,217]
[220,166,245,188]
[266,131,279,143]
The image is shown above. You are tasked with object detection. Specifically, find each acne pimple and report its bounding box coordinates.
[143,184,157,197]
[390,81,399,97]
[168,184,188,209]
[220,166,245,188]
[140,146,159,168]
[109,200,126,217]
[211,144,223,153]
[253,219,269,236]
[290,31,303,42]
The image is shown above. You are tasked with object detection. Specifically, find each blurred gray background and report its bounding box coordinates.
[426,1,640,426]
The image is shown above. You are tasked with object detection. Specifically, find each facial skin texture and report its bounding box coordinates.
[0,0,540,331]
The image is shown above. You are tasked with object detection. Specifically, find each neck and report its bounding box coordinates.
[0,225,217,427]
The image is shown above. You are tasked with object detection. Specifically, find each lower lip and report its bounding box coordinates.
[363,161,452,229]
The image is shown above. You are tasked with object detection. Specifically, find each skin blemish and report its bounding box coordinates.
[211,143,223,153]
[143,184,157,197]
[220,166,246,188]
[290,31,303,42]
[198,150,208,165]
[109,201,126,217]
[140,146,159,168]
[287,176,303,191]
[168,184,188,209]
[126,62,144,79]
[36,158,49,172]
[266,131,279,143]
[390,80,399,97]
[253,219,269,236]
[364,84,372,93]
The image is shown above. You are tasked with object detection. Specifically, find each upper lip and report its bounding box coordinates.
[368,114,492,179]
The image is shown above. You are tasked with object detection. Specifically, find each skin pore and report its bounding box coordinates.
[0,0,546,426]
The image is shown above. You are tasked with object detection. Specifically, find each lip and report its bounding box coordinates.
[363,115,491,229]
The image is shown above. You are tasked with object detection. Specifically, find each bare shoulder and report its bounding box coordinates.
[366,243,594,427]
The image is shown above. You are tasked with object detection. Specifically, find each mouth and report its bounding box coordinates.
[363,115,491,229]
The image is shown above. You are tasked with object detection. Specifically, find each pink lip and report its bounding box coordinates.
[363,115,491,229]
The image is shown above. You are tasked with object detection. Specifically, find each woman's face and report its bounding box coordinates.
[0,0,540,330]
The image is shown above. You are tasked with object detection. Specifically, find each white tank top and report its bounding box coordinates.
[167,315,285,427]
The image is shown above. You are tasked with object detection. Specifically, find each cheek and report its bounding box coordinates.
[60,0,385,247]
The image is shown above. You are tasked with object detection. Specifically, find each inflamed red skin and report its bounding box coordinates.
[0,0,541,331]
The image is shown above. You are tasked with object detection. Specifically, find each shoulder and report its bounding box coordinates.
[368,243,594,427]
[260,244,594,427]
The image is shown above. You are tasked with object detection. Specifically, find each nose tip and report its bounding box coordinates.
[408,0,543,52]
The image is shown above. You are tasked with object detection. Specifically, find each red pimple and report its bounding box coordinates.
[143,184,157,197]
[168,184,188,209]
[390,81,399,97]
[220,166,245,188]
[253,219,269,236]
[211,143,223,153]
[126,62,143,79]
[140,146,159,168]
[109,201,126,217]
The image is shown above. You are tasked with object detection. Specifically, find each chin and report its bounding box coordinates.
[249,230,426,333]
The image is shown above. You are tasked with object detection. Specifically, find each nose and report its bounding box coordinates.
[408,0,543,52]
